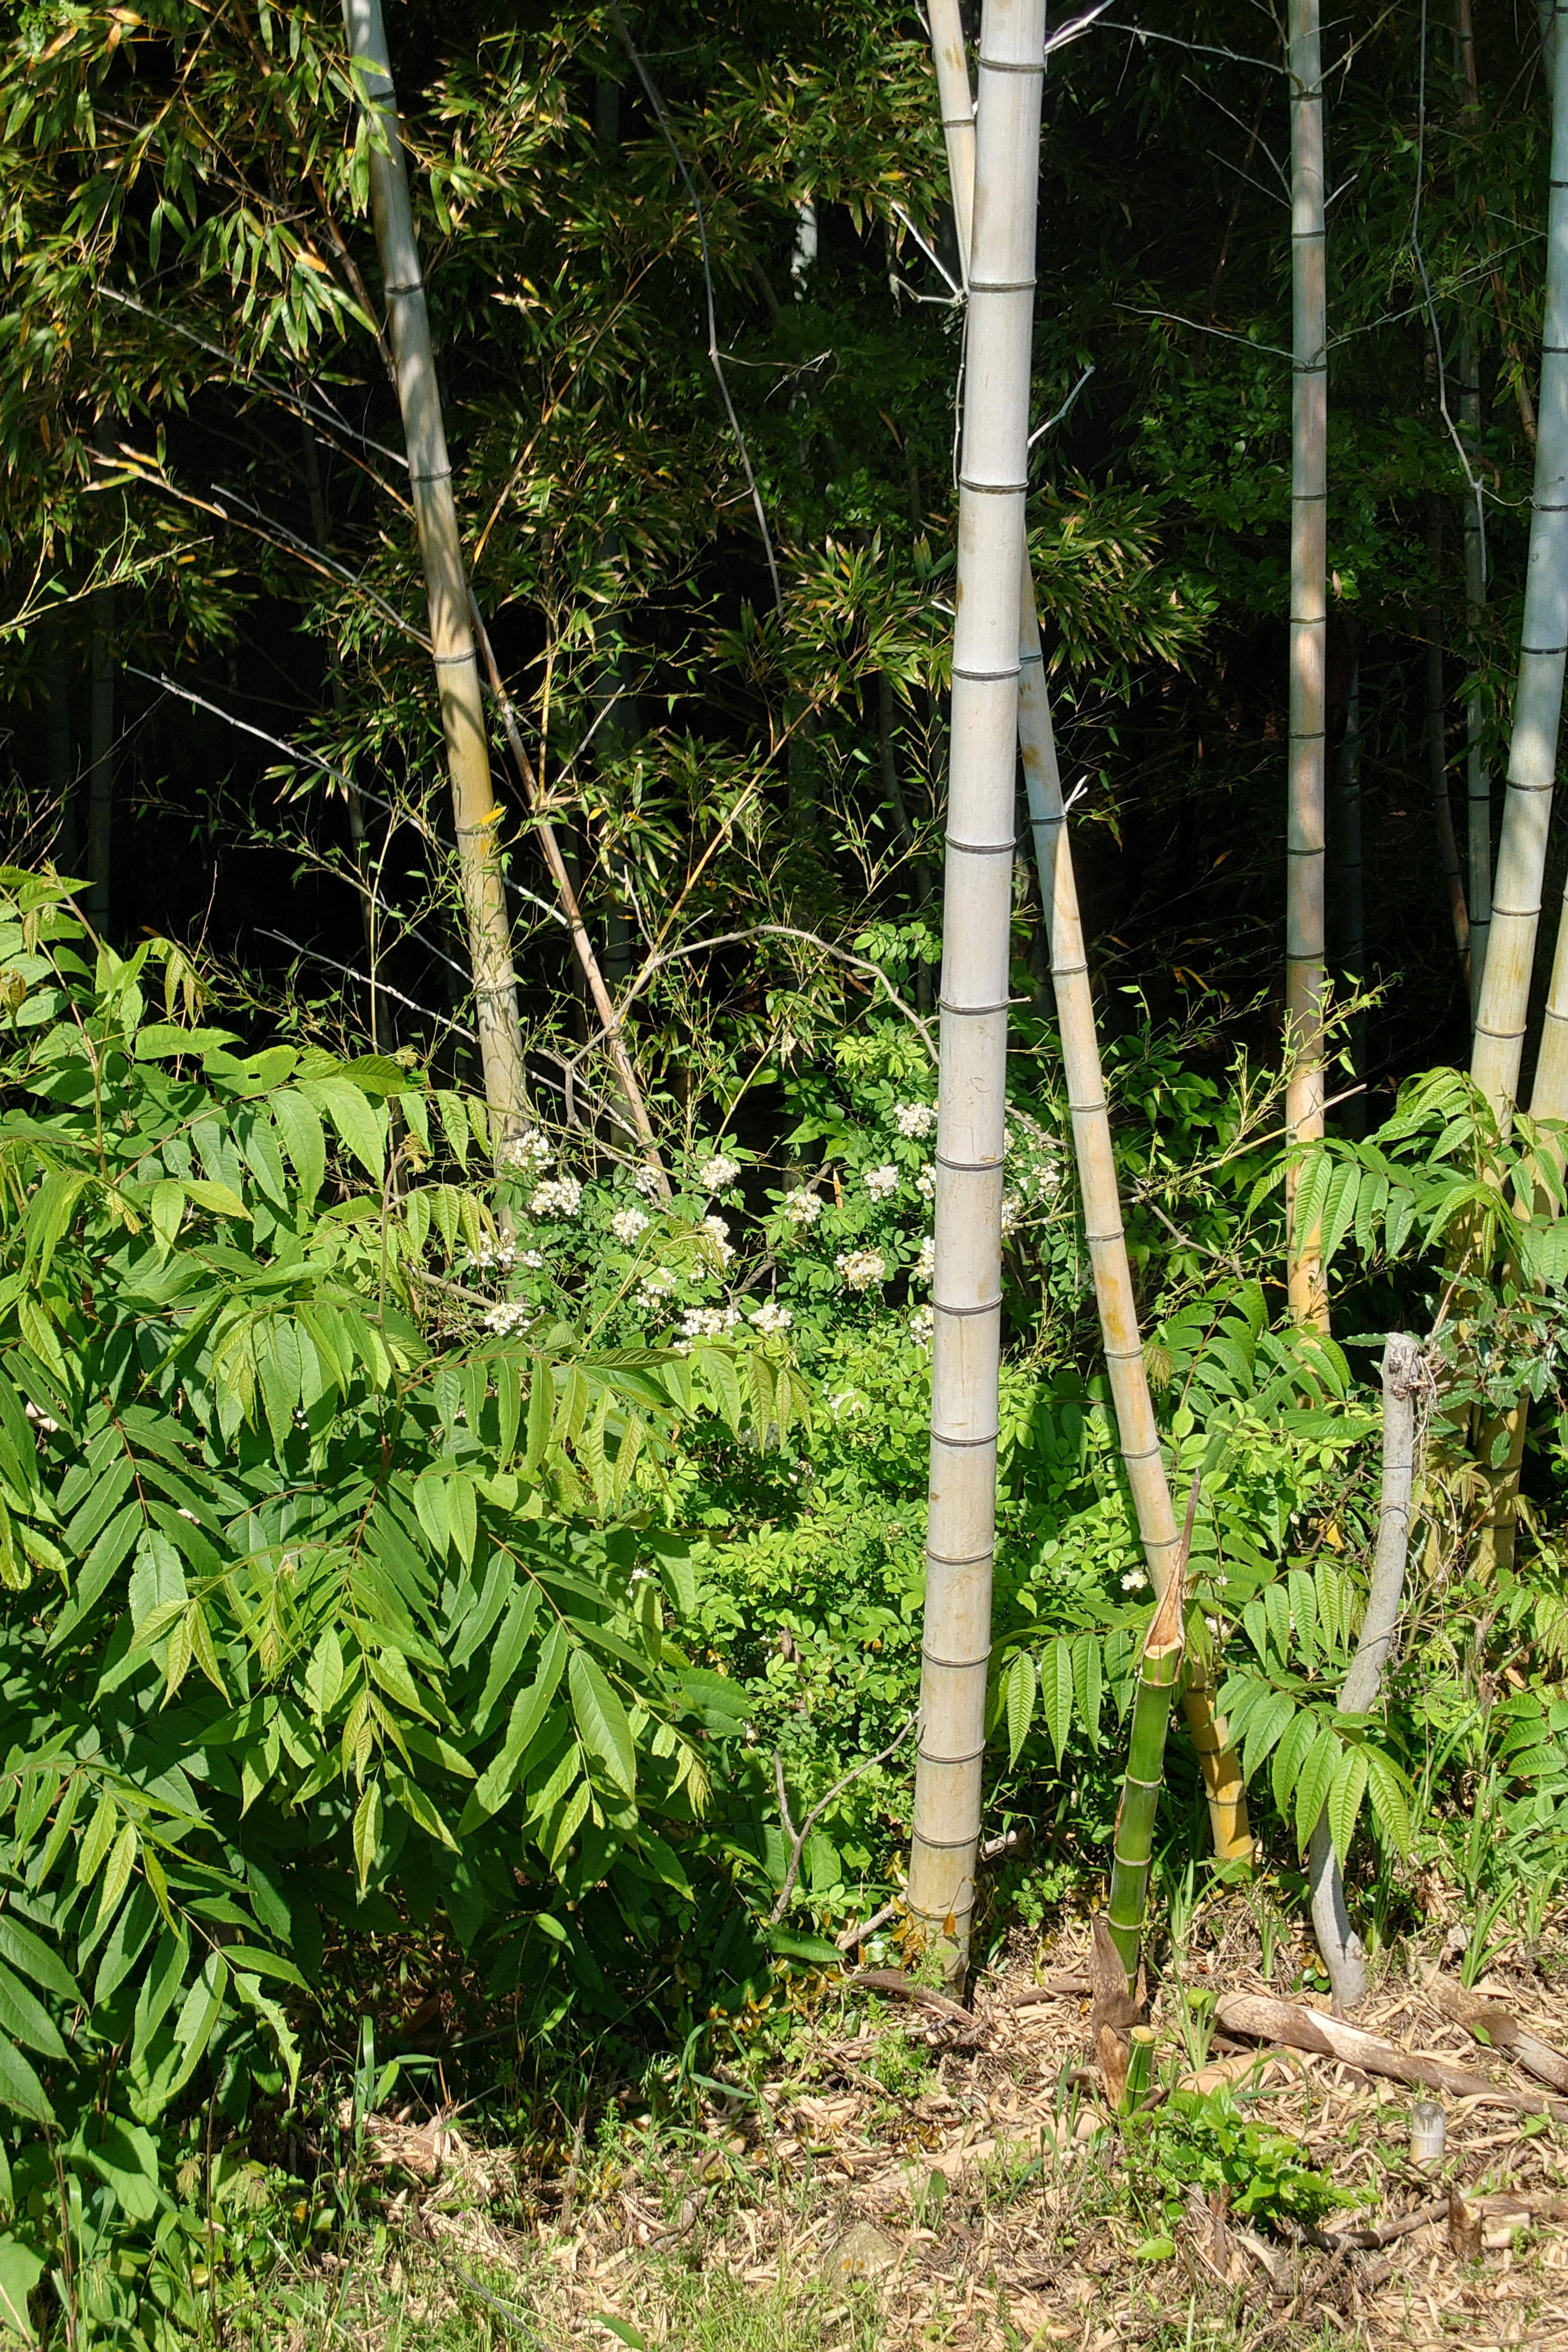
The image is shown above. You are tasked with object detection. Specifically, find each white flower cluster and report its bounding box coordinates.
[633,1162,664,1199]
[500,1126,553,1172]
[610,1204,650,1245]
[836,1247,886,1291]
[892,1100,938,1139]
[528,1174,582,1219]
[909,1304,934,1347]
[703,1214,735,1265]
[483,1301,531,1336]
[1120,1568,1149,1593]
[1001,1192,1024,1238]
[698,1152,740,1192]
[1004,1107,1063,1207]
[748,1298,793,1334]
[916,1166,935,1200]
[464,1238,517,1272]
[517,1248,545,1270]
[782,1186,823,1226]
[635,1266,678,1315]
[915,1233,935,1281]
[864,1163,899,1201]
[677,1303,743,1342]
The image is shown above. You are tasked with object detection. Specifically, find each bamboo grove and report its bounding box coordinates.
[3,0,1568,2319]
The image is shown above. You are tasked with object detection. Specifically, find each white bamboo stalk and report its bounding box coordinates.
[1472,7,1568,1127]
[1461,334,1491,1018]
[907,0,1046,1974]
[927,0,976,282]
[1285,0,1328,1325]
[342,0,527,1136]
[1017,574,1252,1863]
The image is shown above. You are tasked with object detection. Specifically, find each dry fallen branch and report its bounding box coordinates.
[1215,1991,1568,2115]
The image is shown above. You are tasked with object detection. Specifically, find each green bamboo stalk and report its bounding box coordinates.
[1106,1477,1198,1993]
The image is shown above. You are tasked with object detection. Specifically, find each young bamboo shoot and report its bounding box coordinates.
[1105,1477,1199,1993]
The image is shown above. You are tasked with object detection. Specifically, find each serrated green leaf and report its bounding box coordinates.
[1327,1744,1368,1865]
[1005,1650,1036,1766]
[569,1649,636,1796]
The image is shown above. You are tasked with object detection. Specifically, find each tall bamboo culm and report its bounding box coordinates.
[1286,0,1329,1326]
[342,0,527,1136]
[907,0,1046,1977]
[1471,5,1568,1129]
[930,0,1252,1869]
[1105,1484,1194,1992]
[1461,335,1491,1020]
[1016,581,1250,1864]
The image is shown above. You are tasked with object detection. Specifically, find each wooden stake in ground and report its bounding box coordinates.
[1472,4,1568,1128]
[341,0,527,1142]
[1285,0,1329,1327]
[1307,1332,1424,2012]
[907,0,1046,1978]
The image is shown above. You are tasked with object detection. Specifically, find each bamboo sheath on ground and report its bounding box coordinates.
[1307,1332,1424,2013]
[342,0,526,1135]
[1285,0,1328,1327]
[1472,7,1568,1127]
[907,0,1046,1971]
[1016,580,1250,1864]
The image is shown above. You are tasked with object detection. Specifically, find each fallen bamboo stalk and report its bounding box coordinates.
[1215,1991,1568,2115]
[1423,1967,1568,2096]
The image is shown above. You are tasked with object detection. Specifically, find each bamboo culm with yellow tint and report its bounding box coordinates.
[1105,1479,1198,1993]
[906,0,1046,1980]
[930,0,1251,1871]
[1016,580,1250,1866]
[1472,5,1568,1129]
[1285,0,1329,1327]
[341,0,527,1143]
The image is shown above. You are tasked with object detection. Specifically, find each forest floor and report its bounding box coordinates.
[236,1906,1568,2352]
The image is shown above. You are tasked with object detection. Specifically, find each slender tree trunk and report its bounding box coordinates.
[87,584,114,931]
[1334,662,1366,1137]
[1461,335,1491,1018]
[1309,1333,1424,2012]
[1471,9,1568,1128]
[341,0,526,1141]
[1424,521,1471,984]
[1018,575,1251,1864]
[1285,0,1329,1327]
[907,0,1045,1979]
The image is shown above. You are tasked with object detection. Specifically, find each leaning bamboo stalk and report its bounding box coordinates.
[907,0,1046,1977]
[1461,333,1491,1018]
[1471,6,1568,1127]
[927,0,976,286]
[1307,1332,1424,2013]
[1285,0,1329,1327]
[468,604,669,1197]
[1017,583,1250,1865]
[341,0,527,1139]
[1105,1479,1196,1992]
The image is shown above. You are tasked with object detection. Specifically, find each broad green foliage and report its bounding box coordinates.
[0,869,803,2321]
[1131,2084,1352,2234]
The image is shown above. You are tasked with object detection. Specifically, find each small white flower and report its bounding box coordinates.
[698,1152,740,1192]
[610,1205,650,1245]
[915,1234,936,1282]
[633,1162,663,1198]
[748,1298,793,1334]
[635,1265,678,1314]
[702,1214,735,1265]
[629,1565,655,1587]
[1000,1192,1024,1238]
[528,1175,582,1219]
[892,1101,938,1138]
[782,1185,824,1227]
[1120,1569,1149,1593]
[916,1167,935,1200]
[909,1304,934,1347]
[500,1126,553,1172]
[483,1301,531,1336]
[864,1163,899,1201]
[463,1238,517,1272]
[835,1247,886,1292]
[677,1303,743,1343]
[517,1249,545,1270]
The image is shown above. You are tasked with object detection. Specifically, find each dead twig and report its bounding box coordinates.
[768,1717,915,1926]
